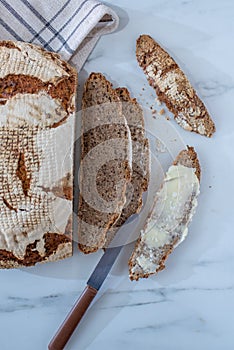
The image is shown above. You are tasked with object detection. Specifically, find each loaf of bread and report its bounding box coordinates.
[78,73,132,253]
[129,147,200,280]
[105,87,150,246]
[0,41,77,268]
[136,35,215,137]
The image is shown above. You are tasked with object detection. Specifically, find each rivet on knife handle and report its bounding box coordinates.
[48,285,97,350]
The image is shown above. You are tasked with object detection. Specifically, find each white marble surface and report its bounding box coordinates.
[1,0,234,349]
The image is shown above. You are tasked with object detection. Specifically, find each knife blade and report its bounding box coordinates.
[87,245,123,290]
[48,245,124,350]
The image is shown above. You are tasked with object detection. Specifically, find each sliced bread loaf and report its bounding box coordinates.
[129,146,200,281]
[136,35,215,137]
[105,87,150,246]
[0,40,77,268]
[78,73,131,253]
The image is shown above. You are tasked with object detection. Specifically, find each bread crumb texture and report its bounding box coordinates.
[78,73,132,253]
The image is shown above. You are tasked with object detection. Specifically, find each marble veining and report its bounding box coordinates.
[0,0,234,349]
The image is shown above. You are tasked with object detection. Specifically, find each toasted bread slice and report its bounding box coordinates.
[129,146,200,281]
[78,73,131,253]
[136,35,215,137]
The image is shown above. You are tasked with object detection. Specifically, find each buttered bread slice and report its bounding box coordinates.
[0,41,77,268]
[129,147,200,281]
[136,35,215,137]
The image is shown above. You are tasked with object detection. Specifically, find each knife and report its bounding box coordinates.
[48,245,123,350]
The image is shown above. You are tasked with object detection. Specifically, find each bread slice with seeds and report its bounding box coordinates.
[105,87,150,246]
[136,34,215,137]
[0,40,77,268]
[78,73,131,254]
[129,146,200,281]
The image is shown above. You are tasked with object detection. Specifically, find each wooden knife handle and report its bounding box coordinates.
[48,285,97,350]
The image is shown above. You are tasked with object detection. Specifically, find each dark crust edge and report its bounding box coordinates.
[0,233,72,268]
[174,146,201,182]
[0,41,21,51]
[128,146,201,281]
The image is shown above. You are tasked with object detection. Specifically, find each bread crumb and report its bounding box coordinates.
[155,98,162,106]
[152,109,157,114]
[159,108,165,115]
[155,139,167,153]
[165,116,170,121]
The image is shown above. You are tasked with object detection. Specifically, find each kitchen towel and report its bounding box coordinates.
[0,0,119,70]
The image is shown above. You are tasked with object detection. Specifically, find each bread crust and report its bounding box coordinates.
[136,35,215,137]
[0,234,72,268]
[0,40,77,268]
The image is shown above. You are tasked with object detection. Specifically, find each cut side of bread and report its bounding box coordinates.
[78,73,131,254]
[105,87,150,247]
[136,34,215,137]
[129,146,201,281]
[0,41,77,268]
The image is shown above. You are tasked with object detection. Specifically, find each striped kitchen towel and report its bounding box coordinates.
[0,0,119,70]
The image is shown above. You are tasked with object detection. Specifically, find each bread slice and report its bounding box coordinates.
[78,73,131,254]
[136,35,215,137]
[0,40,77,268]
[129,146,200,281]
[105,87,150,246]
